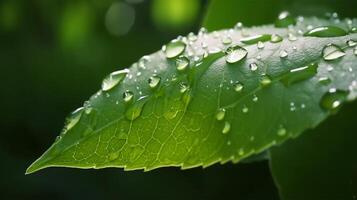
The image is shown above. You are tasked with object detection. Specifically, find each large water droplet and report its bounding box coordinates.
[163,40,186,58]
[101,69,129,91]
[275,11,296,27]
[225,45,248,64]
[322,44,346,61]
[240,34,271,44]
[148,75,161,88]
[216,108,226,121]
[175,56,190,71]
[125,96,149,120]
[320,89,348,112]
[281,63,318,86]
[304,26,347,37]
[270,34,283,43]
[123,90,134,102]
[222,121,231,134]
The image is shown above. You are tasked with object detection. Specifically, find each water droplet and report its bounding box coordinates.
[225,45,248,64]
[123,90,134,102]
[222,121,231,134]
[234,22,243,30]
[320,89,348,112]
[179,82,189,93]
[221,36,232,45]
[280,50,288,58]
[354,47,357,55]
[175,56,189,71]
[288,33,297,41]
[65,107,83,131]
[138,56,150,69]
[216,108,226,121]
[252,95,258,102]
[163,40,186,58]
[101,69,129,91]
[198,27,208,35]
[275,11,296,27]
[281,63,318,86]
[322,44,345,61]
[240,34,271,44]
[108,152,119,161]
[277,126,287,136]
[242,105,249,113]
[304,26,347,37]
[257,41,265,49]
[260,75,272,87]
[318,77,331,85]
[249,62,258,71]
[188,32,197,41]
[83,101,92,114]
[351,27,357,33]
[238,148,244,156]
[347,39,357,47]
[270,34,283,43]
[234,82,244,92]
[125,96,149,120]
[148,75,161,88]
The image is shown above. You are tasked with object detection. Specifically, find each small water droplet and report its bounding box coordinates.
[304,26,347,37]
[222,121,231,134]
[138,56,150,69]
[238,148,244,156]
[288,33,297,41]
[275,11,296,27]
[249,62,258,71]
[277,126,287,136]
[175,56,190,71]
[101,69,129,91]
[252,95,258,102]
[188,32,197,41]
[123,90,134,102]
[240,34,271,44]
[270,34,283,43]
[216,108,226,121]
[233,82,244,92]
[179,82,189,93]
[257,41,265,49]
[354,47,357,55]
[322,44,345,61]
[163,40,186,58]
[65,107,83,131]
[234,22,243,30]
[108,152,119,161]
[225,45,248,64]
[198,27,208,35]
[125,96,149,120]
[318,77,331,85]
[347,39,357,47]
[281,63,318,86]
[242,105,249,113]
[148,75,161,88]
[221,36,232,45]
[320,89,348,112]
[260,75,272,87]
[280,50,288,58]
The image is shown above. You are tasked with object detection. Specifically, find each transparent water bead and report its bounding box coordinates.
[347,39,357,47]
[216,108,226,121]
[275,11,296,27]
[125,96,149,120]
[240,34,271,44]
[249,63,258,71]
[175,56,190,71]
[281,63,318,86]
[304,26,347,37]
[280,50,288,58]
[225,45,248,64]
[123,90,134,102]
[270,34,283,43]
[65,107,83,131]
[322,44,346,61]
[148,75,161,88]
[222,121,231,134]
[233,81,244,92]
[320,88,348,112]
[163,40,186,58]
[101,69,129,91]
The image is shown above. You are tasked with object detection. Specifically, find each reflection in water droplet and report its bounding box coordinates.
[222,121,231,134]
[275,11,296,27]
[318,77,332,85]
[148,75,161,88]
[225,45,248,64]
[175,56,190,71]
[270,34,283,43]
[320,88,348,112]
[322,44,345,61]
[123,90,134,102]
[163,40,186,58]
[216,108,226,121]
[240,34,271,44]
[102,69,129,91]
[304,26,347,37]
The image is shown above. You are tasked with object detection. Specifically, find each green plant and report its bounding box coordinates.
[27,12,357,199]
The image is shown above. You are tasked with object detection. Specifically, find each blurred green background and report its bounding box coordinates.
[1,0,356,199]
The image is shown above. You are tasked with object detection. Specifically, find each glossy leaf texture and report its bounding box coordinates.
[27,16,357,174]
[269,101,357,200]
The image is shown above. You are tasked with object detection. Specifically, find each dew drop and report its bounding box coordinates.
[125,96,149,120]
[281,63,318,86]
[347,39,357,47]
[221,36,232,45]
[234,22,243,30]
[275,11,296,27]
[175,56,190,71]
[225,45,248,64]
[270,34,283,43]
[101,69,129,91]
[322,44,345,61]
[138,56,150,69]
[288,33,297,41]
[222,121,231,134]
[354,47,357,55]
[257,41,265,49]
[188,32,197,41]
[148,75,161,88]
[179,82,189,93]
[163,40,186,58]
[123,90,134,102]
[65,107,83,131]
[240,34,271,44]
[242,105,249,113]
[277,126,287,136]
[216,108,226,121]
[249,62,258,71]
[318,77,332,85]
[238,148,244,156]
[252,95,258,102]
[304,26,347,37]
[320,89,348,112]
[234,81,244,92]
[280,50,288,58]
[260,75,272,87]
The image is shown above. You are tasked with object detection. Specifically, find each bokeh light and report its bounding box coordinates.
[105,2,135,37]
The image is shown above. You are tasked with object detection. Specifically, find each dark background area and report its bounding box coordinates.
[1,0,356,199]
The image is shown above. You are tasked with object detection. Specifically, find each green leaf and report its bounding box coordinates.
[27,17,357,174]
[269,101,357,200]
